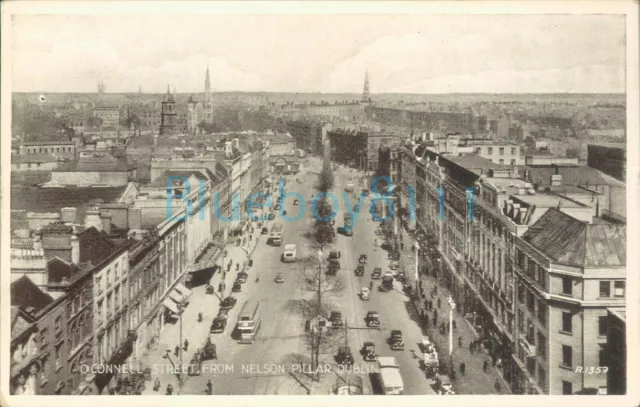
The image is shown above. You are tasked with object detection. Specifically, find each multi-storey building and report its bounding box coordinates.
[587,144,626,183]
[19,141,76,159]
[160,87,177,136]
[399,143,627,395]
[92,107,120,129]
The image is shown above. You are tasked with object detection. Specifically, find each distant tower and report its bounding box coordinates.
[204,65,211,110]
[97,80,105,95]
[323,138,331,172]
[361,70,371,104]
[138,85,142,94]
[160,85,177,135]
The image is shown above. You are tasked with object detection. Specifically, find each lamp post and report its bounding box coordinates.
[414,242,420,282]
[447,295,456,374]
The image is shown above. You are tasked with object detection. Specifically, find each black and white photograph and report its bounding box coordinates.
[1,1,638,405]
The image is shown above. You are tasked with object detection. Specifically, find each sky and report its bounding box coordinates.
[10,14,626,94]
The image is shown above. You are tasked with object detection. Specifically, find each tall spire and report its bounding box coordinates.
[204,65,211,110]
[361,70,370,103]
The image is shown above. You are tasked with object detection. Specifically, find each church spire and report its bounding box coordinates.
[361,70,370,104]
[205,65,211,110]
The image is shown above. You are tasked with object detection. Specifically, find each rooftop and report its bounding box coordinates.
[523,209,626,268]
[526,165,626,188]
[11,276,54,315]
[54,154,137,172]
[12,154,59,164]
[22,140,75,146]
[512,193,586,208]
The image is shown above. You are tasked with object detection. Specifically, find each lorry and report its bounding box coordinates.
[378,357,404,395]
[269,224,283,246]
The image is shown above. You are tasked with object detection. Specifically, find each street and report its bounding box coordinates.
[141,156,491,395]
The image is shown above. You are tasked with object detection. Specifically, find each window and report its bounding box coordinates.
[511,159,516,166]
[499,147,505,155]
[106,294,112,317]
[55,343,62,370]
[488,147,493,155]
[562,381,572,395]
[614,281,625,297]
[537,305,546,325]
[598,316,608,336]
[561,312,572,334]
[106,269,112,287]
[561,345,572,368]
[527,292,535,312]
[499,159,504,165]
[511,147,516,155]
[562,277,572,296]
[599,281,610,297]
[54,316,62,333]
[537,332,546,359]
[115,263,119,279]
[538,366,546,391]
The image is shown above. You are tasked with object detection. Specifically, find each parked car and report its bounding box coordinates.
[275,272,285,283]
[435,375,454,395]
[237,271,248,283]
[355,263,365,276]
[232,282,242,293]
[220,296,237,310]
[362,341,377,361]
[267,213,275,220]
[336,346,354,365]
[372,267,382,279]
[389,261,399,270]
[210,310,228,333]
[330,311,343,327]
[327,259,340,275]
[329,250,341,259]
[275,204,281,210]
[261,227,269,235]
[359,254,368,264]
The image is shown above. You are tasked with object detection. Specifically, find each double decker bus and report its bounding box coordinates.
[236,300,261,344]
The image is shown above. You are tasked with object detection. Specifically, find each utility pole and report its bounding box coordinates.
[447,295,456,374]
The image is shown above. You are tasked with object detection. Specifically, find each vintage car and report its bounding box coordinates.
[355,263,365,276]
[275,272,285,283]
[275,204,281,210]
[200,337,217,361]
[360,287,370,300]
[237,271,248,283]
[232,281,242,293]
[328,250,341,259]
[335,346,354,365]
[261,227,269,235]
[330,311,343,328]
[389,261,399,270]
[293,199,299,206]
[220,296,237,310]
[389,330,405,350]
[267,213,276,220]
[362,341,377,362]
[365,311,380,327]
[371,267,382,280]
[210,310,228,334]
[359,254,368,264]
[379,274,394,292]
[327,259,340,275]
[388,251,400,261]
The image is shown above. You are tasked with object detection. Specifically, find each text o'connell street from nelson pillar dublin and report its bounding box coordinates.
[3,3,636,404]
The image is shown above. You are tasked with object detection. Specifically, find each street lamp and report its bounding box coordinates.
[414,242,420,282]
[447,295,456,375]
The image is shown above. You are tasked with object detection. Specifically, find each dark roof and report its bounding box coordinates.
[163,87,175,103]
[523,209,626,267]
[526,165,626,188]
[78,226,118,264]
[11,185,128,221]
[47,257,81,285]
[13,154,59,164]
[11,276,54,313]
[54,154,136,172]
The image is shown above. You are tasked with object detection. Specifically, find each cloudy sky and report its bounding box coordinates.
[11,13,626,94]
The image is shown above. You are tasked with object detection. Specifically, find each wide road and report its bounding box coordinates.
[327,161,437,396]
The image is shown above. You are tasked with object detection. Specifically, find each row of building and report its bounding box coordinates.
[8,128,302,394]
[391,139,627,395]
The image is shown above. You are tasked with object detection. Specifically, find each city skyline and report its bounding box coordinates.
[10,14,625,94]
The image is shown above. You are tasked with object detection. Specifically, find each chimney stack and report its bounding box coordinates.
[85,209,102,231]
[70,233,80,265]
[100,212,112,235]
[225,141,233,156]
[233,138,240,149]
[60,207,78,224]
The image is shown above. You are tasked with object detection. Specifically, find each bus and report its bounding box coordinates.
[236,300,261,344]
[270,223,283,246]
[378,357,404,395]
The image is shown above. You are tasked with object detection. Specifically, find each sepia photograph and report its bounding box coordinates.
[1,1,638,406]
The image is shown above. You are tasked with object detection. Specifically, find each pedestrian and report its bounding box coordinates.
[421,291,426,300]
[437,298,441,308]
[184,338,189,352]
[450,369,456,381]
[440,322,445,334]
[429,300,433,311]
[458,336,462,347]
[425,316,429,329]
[154,377,160,392]
[166,384,173,395]
[433,309,438,320]
[492,353,497,367]
[424,299,429,310]
[460,362,466,376]
[174,345,180,357]
[435,286,438,295]
[452,320,456,330]
[206,379,213,394]
[494,378,502,392]
[483,360,489,373]
[421,309,426,321]
[496,358,503,369]
[469,341,474,354]
[419,280,423,291]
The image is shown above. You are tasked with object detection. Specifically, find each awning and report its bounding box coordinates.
[163,298,179,314]
[175,283,192,298]
[168,290,184,304]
